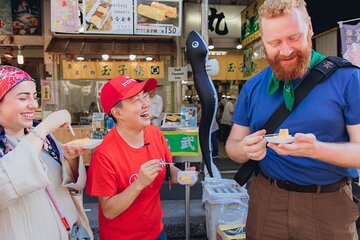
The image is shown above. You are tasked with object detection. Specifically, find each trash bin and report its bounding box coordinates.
[202,178,249,240]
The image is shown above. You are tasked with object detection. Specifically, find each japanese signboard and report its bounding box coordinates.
[162,131,200,156]
[184,3,246,38]
[51,0,80,33]
[340,22,360,67]
[134,0,182,36]
[209,53,268,80]
[240,0,264,46]
[83,0,133,34]
[62,60,164,80]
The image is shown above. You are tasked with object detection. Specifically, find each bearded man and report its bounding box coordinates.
[226,0,360,239]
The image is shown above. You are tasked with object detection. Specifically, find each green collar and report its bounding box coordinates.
[267,50,325,111]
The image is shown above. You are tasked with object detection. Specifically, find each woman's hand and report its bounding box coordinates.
[35,110,72,137]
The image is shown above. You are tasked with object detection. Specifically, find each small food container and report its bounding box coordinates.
[177,171,198,185]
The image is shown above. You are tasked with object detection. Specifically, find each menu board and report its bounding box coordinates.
[83,0,133,34]
[134,0,182,36]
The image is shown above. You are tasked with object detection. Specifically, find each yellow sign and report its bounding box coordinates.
[209,54,268,80]
[241,0,264,46]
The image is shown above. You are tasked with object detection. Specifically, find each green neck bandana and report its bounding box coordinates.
[267,50,325,111]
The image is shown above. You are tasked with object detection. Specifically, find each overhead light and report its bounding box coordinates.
[17,46,24,65]
[145,56,153,61]
[209,51,227,56]
[129,54,136,60]
[236,39,243,49]
[4,46,14,60]
[102,54,109,60]
[236,44,243,49]
[77,56,84,61]
[208,39,214,50]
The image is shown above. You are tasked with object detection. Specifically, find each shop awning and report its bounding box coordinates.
[45,37,176,56]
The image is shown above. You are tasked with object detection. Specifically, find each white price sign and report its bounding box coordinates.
[168,67,187,82]
[134,0,182,36]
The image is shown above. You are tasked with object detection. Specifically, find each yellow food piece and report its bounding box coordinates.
[180,174,192,182]
[97,3,108,14]
[151,2,177,18]
[68,138,92,145]
[166,115,180,121]
[90,15,102,28]
[275,129,290,138]
[138,4,166,21]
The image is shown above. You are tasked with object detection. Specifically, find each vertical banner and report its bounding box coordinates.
[51,0,80,33]
[134,0,182,36]
[83,0,133,34]
[340,22,360,67]
[240,0,264,46]
[0,0,13,34]
[12,0,41,35]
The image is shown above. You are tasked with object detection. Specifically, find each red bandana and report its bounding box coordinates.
[0,65,35,100]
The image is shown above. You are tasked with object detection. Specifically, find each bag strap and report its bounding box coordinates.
[234,56,356,186]
[265,56,355,132]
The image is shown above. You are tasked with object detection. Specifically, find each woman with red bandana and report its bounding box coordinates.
[0,66,93,239]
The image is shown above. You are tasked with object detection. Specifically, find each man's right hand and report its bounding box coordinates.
[240,129,267,161]
[134,159,162,190]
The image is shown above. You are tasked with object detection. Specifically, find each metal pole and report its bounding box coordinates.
[185,161,191,240]
[176,36,182,112]
[201,0,209,44]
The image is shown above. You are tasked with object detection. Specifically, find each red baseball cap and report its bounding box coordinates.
[100,75,158,115]
[0,66,35,100]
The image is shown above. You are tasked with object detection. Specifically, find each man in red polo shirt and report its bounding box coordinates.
[86,76,195,240]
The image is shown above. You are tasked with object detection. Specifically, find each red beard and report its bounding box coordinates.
[266,36,312,81]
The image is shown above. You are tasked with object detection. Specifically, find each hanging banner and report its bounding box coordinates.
[0,0,13,34]
[184,3,246,38]
[340,22,360,67]
[134,0,182,36]
[51,0,80,33]
[11,0,41,35]
[240,0,264,46]
[83,0,133,34]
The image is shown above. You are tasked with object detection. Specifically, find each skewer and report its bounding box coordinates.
[68,125,76,137]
